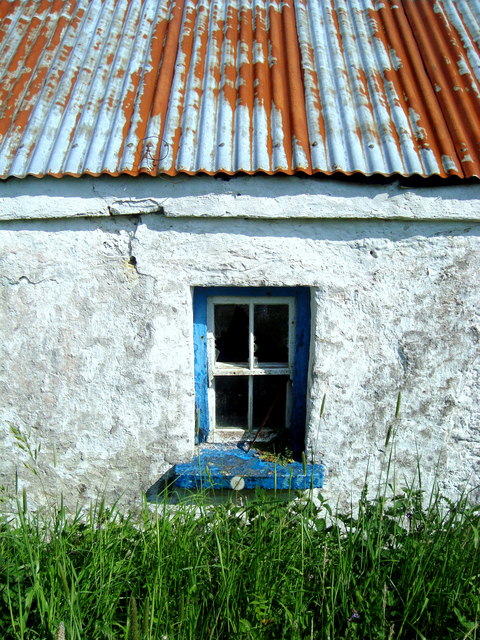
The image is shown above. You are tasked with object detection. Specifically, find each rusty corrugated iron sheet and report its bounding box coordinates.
[0,0,478,179]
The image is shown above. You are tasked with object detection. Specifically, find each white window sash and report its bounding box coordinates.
[206,296,295,439]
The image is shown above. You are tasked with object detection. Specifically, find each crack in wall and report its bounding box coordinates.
[127,215,140,265]
[125,216,155,281]
[0,275,59,286]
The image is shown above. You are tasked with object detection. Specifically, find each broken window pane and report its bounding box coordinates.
[254,305,289,363]
[252,375,288,430]
[214,304,249,363]
[215,376,248,428]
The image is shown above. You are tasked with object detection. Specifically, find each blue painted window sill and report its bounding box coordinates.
[173,445,324,491]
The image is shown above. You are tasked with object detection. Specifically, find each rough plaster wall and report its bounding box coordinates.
[133,216,480,507]
[0,217,196,510]
[306,226,480,506]
[0,175,479,512]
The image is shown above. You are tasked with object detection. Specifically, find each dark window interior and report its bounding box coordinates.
[254,304,289,363]
[252,375,288,430]
[215,376,248,428]
[214,304,249,363]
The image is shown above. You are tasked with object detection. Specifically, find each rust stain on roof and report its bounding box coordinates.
[0,0,478,179]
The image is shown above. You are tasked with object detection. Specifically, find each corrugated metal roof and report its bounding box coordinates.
[0,0,479,179]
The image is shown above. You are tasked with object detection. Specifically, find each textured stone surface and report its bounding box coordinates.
[0,176,479,511]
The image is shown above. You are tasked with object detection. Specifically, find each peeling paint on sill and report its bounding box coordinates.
[173,445,324,491]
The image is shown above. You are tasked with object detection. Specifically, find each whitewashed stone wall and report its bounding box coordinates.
[1,175,479,511]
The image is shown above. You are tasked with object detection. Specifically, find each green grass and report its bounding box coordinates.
[1,485,479,640]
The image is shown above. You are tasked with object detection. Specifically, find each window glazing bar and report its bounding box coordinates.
[247,375,253,431]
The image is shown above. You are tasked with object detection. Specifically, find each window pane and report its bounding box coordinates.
[254,305,289,363]
[252,376,288,430]
[214,304,249,363]
[215,376,248,428]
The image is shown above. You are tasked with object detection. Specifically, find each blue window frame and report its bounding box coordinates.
[193,287,311,459]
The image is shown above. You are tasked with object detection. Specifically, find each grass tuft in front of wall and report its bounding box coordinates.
[1,485,479,640]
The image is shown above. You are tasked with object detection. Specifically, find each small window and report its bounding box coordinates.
[193,288,310,459]
[208,297,293,440]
